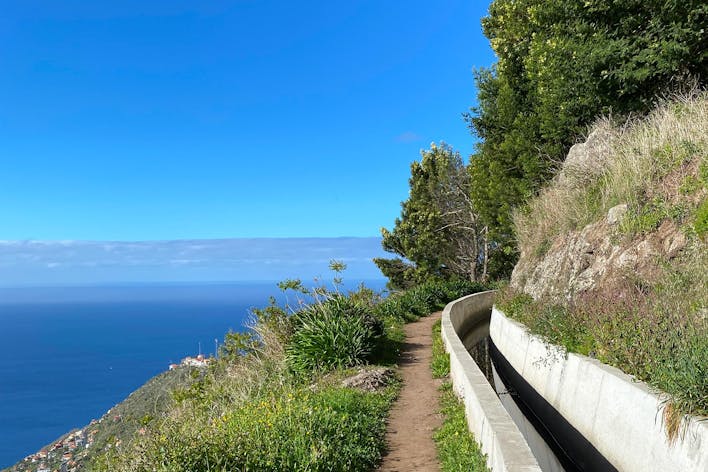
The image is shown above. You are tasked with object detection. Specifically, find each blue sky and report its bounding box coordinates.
[0,1,495,241]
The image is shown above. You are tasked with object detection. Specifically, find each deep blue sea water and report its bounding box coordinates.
[0,281,385,468]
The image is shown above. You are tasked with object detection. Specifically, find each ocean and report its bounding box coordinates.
[0,281,386,468]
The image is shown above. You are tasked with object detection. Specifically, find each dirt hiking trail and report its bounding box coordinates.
[378,312,442,471]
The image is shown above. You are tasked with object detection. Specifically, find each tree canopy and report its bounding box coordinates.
[466,0,707,274]
[375,143,489,289]
[377,0,705,287]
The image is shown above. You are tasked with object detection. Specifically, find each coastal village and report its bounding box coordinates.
[5,353,212,472]
[169,353,212,370]
[11,429,94,472]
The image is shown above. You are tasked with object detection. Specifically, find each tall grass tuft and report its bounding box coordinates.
[287,295,383,374]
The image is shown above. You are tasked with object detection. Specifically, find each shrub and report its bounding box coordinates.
[376,278,488,323]
[287,295,383,374]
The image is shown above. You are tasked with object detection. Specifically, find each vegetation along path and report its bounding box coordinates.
[379,312,443,471]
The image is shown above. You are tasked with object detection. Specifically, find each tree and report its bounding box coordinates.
[375,143,488,289]
[466,0,707,277]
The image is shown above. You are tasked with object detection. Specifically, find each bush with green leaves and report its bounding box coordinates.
[286,295,384,374]
[375,278,489,322]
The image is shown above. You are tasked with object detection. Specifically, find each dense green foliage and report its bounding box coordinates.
[375,143,489,289]
[465,0,707,273]
[88,266,490,471]
[374,278,488,323]
[378,2,705,284]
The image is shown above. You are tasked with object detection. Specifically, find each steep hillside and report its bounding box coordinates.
[512,94,706,300]
[499,94,707,430]
[4,366,198,472]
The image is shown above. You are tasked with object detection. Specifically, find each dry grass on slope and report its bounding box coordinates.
[515,92,707,257]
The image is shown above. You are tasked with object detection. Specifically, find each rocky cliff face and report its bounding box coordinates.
[510,210,687,301]
[510,122,700,301]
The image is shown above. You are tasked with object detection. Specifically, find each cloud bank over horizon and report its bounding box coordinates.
[0,238,387,286]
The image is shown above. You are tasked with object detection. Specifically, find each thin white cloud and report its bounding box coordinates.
[395,131,422,143]
[0,238,388,285]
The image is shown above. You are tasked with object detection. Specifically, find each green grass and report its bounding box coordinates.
[431,320,450,378]
[495,292,595,356]
[434,384,490,472]
[430,320,488,471]
[694,196,708,238]
[94,384,398,472]
[515,94,707,254]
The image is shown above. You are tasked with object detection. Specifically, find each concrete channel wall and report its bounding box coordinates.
[441,291,542,472]
[490,306,708,472]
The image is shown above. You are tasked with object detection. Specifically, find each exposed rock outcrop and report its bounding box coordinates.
[556,127,613,188]
[341,367,393,392]
[510,127,692,301]
[511,216,688,301]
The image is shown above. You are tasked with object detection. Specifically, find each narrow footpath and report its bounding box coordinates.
[378,312,443,472]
